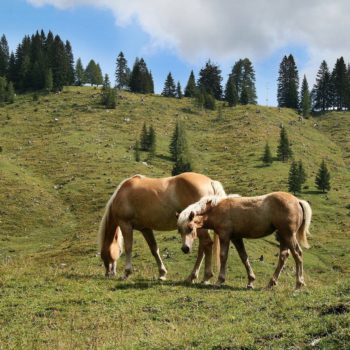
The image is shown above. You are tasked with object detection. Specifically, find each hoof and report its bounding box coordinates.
[266,279,277,289]
[246,284,254,289]
[159,275,167,281]
[295,281,306,290]
[201,280,211,285]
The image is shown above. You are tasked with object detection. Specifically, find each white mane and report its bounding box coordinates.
[177,193,240,228]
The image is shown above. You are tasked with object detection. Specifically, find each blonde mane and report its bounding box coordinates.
[98,174,145,250]
[178,193,240,227]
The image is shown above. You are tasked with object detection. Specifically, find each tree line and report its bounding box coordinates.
[277,54,350,114]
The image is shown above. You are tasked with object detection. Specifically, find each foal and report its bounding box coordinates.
[177,192,312,289]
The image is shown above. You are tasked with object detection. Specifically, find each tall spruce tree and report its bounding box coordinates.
[162,72,176,97]
[224,75,238,107]
[288,161,301,194]
[300,75,311,117]
[315,160,331,193]
[262,142,273,165]
[129,57,153,93]
[230,58,257,104]
[184,70,196,97]
[170,121,192,175]
[277,126,293,161]
[298,160,307,187]
[64,40,75,85]
[197,60,223,100]
[75,58,85,86]
[140,122,149,151]
[312,60,332,112]
[148,125,156,158]
[332,57,348,110]
[115,51,130,89]
[277,54,299,109]
[176,82,182,99]
[0,34,10,76]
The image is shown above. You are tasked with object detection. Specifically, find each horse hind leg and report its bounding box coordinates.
[141,229,167,280]
[289,238,305,289]
[267,241,290,289]
[232,238,256,289]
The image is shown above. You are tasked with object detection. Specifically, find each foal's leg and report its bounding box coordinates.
[185,239,204,283]
[267,241,290,289]
[217,236,230,285]
[198,229,214,284]
[119,222,133,280]
[231,238,256,289]
[141,229,167,280]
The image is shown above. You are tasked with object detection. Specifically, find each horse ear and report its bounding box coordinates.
[188,211,195,221]
[175,212,180,218]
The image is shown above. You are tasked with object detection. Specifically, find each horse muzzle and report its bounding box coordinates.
[181,245,190,254]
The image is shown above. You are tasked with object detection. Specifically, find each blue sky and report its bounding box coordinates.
[1,0,349,106]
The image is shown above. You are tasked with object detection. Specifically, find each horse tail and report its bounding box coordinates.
[297,200,312,249]
[211,180,226,197]
[212,232,220,272]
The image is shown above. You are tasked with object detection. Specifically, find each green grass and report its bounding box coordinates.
[0,87,349,349]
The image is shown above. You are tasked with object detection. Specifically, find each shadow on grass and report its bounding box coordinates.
[110,279,263,292]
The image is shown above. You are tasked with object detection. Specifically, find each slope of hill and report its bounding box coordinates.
[0,87,349,349]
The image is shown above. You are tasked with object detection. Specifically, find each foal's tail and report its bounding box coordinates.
[297,200,312,249]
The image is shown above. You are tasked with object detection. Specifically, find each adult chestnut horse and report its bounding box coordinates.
[177,192,312,289]
[98,172,226,281]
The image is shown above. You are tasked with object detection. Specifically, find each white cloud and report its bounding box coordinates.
[27,0,350,69]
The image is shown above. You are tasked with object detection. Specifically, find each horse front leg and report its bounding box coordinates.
[141,228,167,280]
[231,238,256,289]
[217,236,230,286]
[120,222,133,280]
[198,229,214,284]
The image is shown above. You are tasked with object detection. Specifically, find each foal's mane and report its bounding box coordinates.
[98,174,145,250]
[178,194,240,226]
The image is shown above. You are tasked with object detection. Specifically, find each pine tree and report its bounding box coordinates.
[176,81,182,99]
[45,69,53,92]
[148,125,156,158]
[65,40,75,85]
[332,57,348,110]
[5,81,15,103]
[140,122,149,151]
[115,51,130,89]
[129,57,153,93]
[300,75,311,117]
[312,60,332,112]
[75,58,85,86]
[134,140,140,162]
[0,76,7,103]
[162,72,176,97]
[197,60,222,100]
[169,122,180,161]
[184,70,196,97]
[171,122,192,175]
[262,142,273,165]
[277,126,293,161]
[224,75,238,107]
[315,160,331,193]
[85,59,102,86]
[0,34,10,76]
[288,160,301,194]
[101,74,117,108]
[230,58,257,104]
[298,160,307,187]
[277,54,299,109]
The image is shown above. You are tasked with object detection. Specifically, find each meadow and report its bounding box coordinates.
[0,87,349,349]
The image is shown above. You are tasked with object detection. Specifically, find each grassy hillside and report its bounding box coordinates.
[0,87,349,349]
